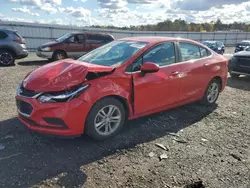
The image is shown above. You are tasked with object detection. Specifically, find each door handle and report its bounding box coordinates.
[170,71,180,76]
[203,63,209,67]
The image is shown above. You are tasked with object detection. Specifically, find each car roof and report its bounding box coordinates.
[118,36,199,44]
[240,40,250,43]
[0,28,17,33]
[203,41,223,43]
[70,32,113,36]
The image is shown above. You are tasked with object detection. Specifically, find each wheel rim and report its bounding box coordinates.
[0,52,13,65]
[94,105,122,136]
[56,53,64,60]
[207,82,219,103]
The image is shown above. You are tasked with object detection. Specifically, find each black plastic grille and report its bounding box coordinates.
[16,99,33,116]
[19,85,40,98]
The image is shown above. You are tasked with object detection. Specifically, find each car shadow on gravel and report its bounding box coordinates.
[17,60,49,66]
[0,103,217,188]
[227,76,250,91]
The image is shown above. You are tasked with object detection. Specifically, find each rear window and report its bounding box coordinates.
[12,32,23,40]
[200,47,208,57]
[200,47,212,57]
[0,31,8,39]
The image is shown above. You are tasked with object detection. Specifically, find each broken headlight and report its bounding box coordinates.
[38,84,90,103]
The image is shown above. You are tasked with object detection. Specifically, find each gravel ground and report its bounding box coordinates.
[0,48,250,188]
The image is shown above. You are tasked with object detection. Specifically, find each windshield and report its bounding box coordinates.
[56,33,72,42]
[202,42,216,48]
[78,40,148,66]
[237,42,250,46]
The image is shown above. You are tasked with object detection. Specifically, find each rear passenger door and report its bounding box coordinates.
[178,42,212,101]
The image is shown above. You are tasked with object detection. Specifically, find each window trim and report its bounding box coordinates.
[125,41,179,74]
[125,40,214,74]
[68,34,85,44]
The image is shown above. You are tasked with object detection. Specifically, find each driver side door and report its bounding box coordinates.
[132,42,181,115]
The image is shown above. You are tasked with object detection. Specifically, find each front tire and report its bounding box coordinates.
[85,98,125,140]
[201,79,221,106]
[0,50,15,66]
[52,50,67,61]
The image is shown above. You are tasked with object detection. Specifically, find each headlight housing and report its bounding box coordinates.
[41,47,52,52]
[38,84,90,103]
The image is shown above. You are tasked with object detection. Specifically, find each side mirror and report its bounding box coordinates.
[141,62,159,73]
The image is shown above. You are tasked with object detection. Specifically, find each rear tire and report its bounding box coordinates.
[85,97,125,140]
[230,72,240,79]
[52,50,67,61]
[201,79,221,106]
[0,50,15,66]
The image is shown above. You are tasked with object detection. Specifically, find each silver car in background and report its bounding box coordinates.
[0,29,28,66]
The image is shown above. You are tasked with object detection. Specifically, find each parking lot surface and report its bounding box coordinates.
[0,47,250,188]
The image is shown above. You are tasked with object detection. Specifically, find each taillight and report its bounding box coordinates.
[13,38,25,44]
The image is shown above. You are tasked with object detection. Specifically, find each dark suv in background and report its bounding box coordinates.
[0,29,28,66]
[36,32,114,61]
[235,40,250,53]
[229,47,250,78]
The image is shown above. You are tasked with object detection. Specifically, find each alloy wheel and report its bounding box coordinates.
[94,105,122,136]
[207,82,219,103]
[0,52,13,65]
[56,53,65,60]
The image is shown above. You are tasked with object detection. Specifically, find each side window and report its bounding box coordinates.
[68,34,85,43]
[87,34,100,43]
[0,31,8,40]
[76,34,85,43]
[127,42,176,72]
[218,42,223,47]
[86,34,112,44]
[143,42,176,66]
[207,49,212,56]
[179,42,201,61]
[131,57,143,72]
[74,34,85,43]
[200,47,208,58]
[104,35,114,43]
[68,36,74,43]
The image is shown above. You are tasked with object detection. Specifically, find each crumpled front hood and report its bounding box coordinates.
[23,59,114,92]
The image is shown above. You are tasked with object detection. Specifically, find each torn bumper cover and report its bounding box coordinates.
[16,96,92,136]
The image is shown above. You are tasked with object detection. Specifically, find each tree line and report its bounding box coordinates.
[91,19,250,32]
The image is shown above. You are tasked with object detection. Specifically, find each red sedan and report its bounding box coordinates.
[16,37,228,140]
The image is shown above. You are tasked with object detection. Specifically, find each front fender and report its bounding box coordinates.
[78,75,133,117]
